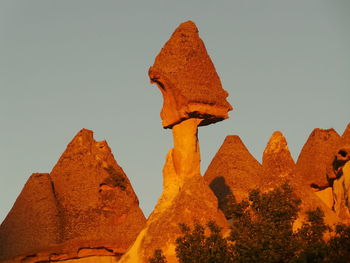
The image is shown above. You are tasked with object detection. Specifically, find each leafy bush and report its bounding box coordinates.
[150,183,349,263]
[149,249,167,263]
[175,221,232,263]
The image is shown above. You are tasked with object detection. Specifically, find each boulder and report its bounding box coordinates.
[149,20,232,128]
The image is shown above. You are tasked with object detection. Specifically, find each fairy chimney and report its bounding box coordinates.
[149,20,232,129]
[119,21,231,263]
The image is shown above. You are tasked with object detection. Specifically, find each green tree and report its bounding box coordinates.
[325,224,350,263]
[229,183,302,263]
[175,221,233,263]
[149,249,167,263]
[150,183,348,263]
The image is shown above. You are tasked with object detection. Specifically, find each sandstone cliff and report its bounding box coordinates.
[0,129,146,263]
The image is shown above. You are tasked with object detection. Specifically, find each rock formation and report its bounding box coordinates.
[296,128,341,189]
[328,146,350,221]
[204,135,262,208]
[342,122,350,144]
[205,131,339,226]
[0,173,60,262]
[261,132,338,225]
[119,21,231,263]
[0,129,146,263]
[261,131,295,188]
[148,20,232,129]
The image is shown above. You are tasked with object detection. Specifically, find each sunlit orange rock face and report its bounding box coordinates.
[205,131,339,226]
[0,129,146,263]
[204,135,262,204]
[149,20,232,129]
[119,21,231,263]
[296,128,341,189]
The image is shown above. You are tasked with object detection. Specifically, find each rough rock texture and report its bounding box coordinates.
[296,128,341,189]
[330,146,350,221]
[0,129,146,262]
[204,135,262,204]
[342,123,350,144]
[0,173,60,261]
[120,147,229,263]
[205,132,339,226]
[261,131,295,188]
[260,132,338,225]
[149,20,232,128]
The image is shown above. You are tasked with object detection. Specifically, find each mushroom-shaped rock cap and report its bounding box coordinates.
[149,21,232,128]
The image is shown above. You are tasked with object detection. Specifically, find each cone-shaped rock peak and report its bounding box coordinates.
[149,20,232,129]
[296,128,341,189]
[342,122,350,144]
[0,129,146,262]
[262,131,295,180]
[121,172,229,263]
[49,129,146,255]
[204,135,262,204]
[0,173,60,262]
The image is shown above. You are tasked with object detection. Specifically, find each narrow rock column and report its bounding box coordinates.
[172,118,201,180]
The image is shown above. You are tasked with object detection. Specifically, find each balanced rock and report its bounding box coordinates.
[120,21,231,263]
[149,20,232,128]
[0,129,146,263]
[296,128,341,189]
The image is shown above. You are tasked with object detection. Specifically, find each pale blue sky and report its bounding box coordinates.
[1,0,349,222]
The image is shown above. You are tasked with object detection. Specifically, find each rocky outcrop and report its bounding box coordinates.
[261,131,295,188]
[296,128,341,189]
[261,132,338,225]
[0,173,60,261]
[149,20,232,129]
[342,123,350,144]
[120,21,231,263]
[120,119,229,263]
[205,131,339,226]
[204,135,262,205]
[0,129,146,262]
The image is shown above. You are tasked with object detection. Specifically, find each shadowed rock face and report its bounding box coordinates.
[296,128,341,189]
[204,135,262,203]
[149,20,232,129]
[0,129,146,262]
[205,132,339,226]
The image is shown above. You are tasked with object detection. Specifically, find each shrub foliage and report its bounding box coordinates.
[149,183,350,263]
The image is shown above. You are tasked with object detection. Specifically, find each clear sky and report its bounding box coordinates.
[1,0,349,223]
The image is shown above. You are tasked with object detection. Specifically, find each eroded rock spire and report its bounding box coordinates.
[120,21,231,263]
[149,20,232,129]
